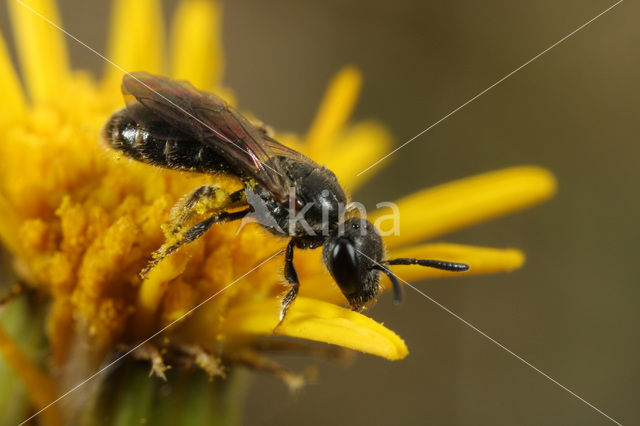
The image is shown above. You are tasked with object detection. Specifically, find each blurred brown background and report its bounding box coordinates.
[1,0,638,424]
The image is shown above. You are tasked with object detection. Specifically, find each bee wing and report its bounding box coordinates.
[262,134,319,167]
[122,72,306,201]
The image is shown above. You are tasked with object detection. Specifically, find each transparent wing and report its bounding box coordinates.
[122,72,314,201]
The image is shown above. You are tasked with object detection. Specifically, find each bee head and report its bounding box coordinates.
[322,217,385,311]
[323,218,470,311]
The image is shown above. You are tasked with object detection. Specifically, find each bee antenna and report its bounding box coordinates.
[384,258,470,272]
[372,264,403,306]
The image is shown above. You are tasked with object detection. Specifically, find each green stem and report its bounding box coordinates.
[0,295,48,425]
[90,362,247,426]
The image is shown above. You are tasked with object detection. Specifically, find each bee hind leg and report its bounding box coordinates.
[168,185,245,235]
[140,207,251,279]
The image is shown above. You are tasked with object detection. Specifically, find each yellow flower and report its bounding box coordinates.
[0,0,556,424]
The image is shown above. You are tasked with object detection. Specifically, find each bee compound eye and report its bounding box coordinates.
[329,238,360,296]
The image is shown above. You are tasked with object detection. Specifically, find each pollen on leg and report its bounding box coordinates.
[169,184,234,228]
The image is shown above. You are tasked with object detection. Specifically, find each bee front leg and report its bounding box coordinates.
[274,239,300,333]
[141,208,251,279]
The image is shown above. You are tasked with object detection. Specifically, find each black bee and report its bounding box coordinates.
[102,72,469,327]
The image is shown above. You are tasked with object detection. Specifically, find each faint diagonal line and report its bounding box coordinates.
[357,0,623,176]
[403,281,622,425]
[18,249,284,426]
[356,249,623,426]
[12,0,285,180]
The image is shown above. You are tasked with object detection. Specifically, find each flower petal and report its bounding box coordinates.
[305,66,362,158]
[0,34,25,116]
[372,166,557,249]
[221,297,408,360]
[102,0,165,90]
[325,121,393,193]
[8,0,69,103]
[170,0,224,90]
[385,243,524,284]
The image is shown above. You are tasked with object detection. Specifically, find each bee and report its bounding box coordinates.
[102,72,469,327]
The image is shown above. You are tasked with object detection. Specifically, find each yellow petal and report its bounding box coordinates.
[323,121,393,193]
[306,66,362,158]
[0,34,25,116]
[170,0,224,90]
[222,297,408,360]
[8,0,69,103]
[102,0,165,90]
[371,166,557,249]
[385,243,524,284]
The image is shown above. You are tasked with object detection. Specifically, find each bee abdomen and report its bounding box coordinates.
[102,108,242,175]
[102,108,147,162]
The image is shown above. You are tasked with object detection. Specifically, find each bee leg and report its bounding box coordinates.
[274,239,300,333]
[169,185,245,235]
[141,207,251,278]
